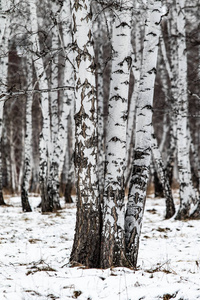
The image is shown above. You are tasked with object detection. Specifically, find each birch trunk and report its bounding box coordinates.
[151,127,175,218]
[58,0,75,203]
[125,1,162,268]
[47,1,61,211]
[21,55,33,212]
[165,2,179,188]
[96,13,105,200]
[29,0,52,212]
[95,4,105,202]
[125,1,142,186]
[0,101,5,205]
[70,0,101,268]
[100,2,132,268]
[175,0,197,220]
[0,1,10,204]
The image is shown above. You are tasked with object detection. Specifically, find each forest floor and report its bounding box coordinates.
[0,191,200,300]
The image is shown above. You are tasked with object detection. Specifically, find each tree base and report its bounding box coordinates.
[189,204,200,219]
[0,191,6,206]
[165,207,176,219]
[175,208,190,220]
[70,201,101,268]
[154,171,164,198]
[21,187,32,212]
[165,197,176,219]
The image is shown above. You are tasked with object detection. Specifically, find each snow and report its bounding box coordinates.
[0,192,200,300]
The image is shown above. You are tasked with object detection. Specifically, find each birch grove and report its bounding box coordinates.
[0,0,200,269]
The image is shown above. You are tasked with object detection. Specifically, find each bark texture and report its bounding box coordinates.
[100,1,132,268]
[175,0,197,219]
[21,56,33,212]
[152,130,175,219]
[47,0,62,211]
[70,0,101,268]
[0,2,10,205]
[29,0,53,212]
[125,1,162,268]
[59,0,75,204]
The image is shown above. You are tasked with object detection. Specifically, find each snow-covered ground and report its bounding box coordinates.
[0,192,200,300]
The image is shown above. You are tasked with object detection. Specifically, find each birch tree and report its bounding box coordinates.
[100,1,132,268]
[125,0,142,186]
[95,5,105,199]
[151,127,175,218]
[58,0,75,203]
[29,0,52,212]
[0,0,11,205]
[125,0,162,267]
[174,0,198,219]
[70,0,101,268]
[47,0,62,211]
[21,55,33,212]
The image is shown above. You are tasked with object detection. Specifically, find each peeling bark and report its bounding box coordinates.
[70,0,101,268]
[96,7,105,199]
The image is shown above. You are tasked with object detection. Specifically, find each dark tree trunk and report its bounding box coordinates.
[151,132,175,219]
[0,191,6,206]
[64,182,73,203]
[0,145,6,206]
[154,170,164,198]
[40,178,53,213]
[70,192,102,267]
[21,183,32,212]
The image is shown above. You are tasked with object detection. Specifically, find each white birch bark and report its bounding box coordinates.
[96,10,105,198]
[0,0,10,44]
[125,0,162,267]
[101,1,132,268]
[29,0,52,212]
[163,1,179,188]
[21,55,33,212]
[58,0,75,203]
[47,0,62,210]
[125,1,142,185]
[158,37,170,156]
[70,0,101,268]
[175,0,197,219]
[10,123,17,193]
